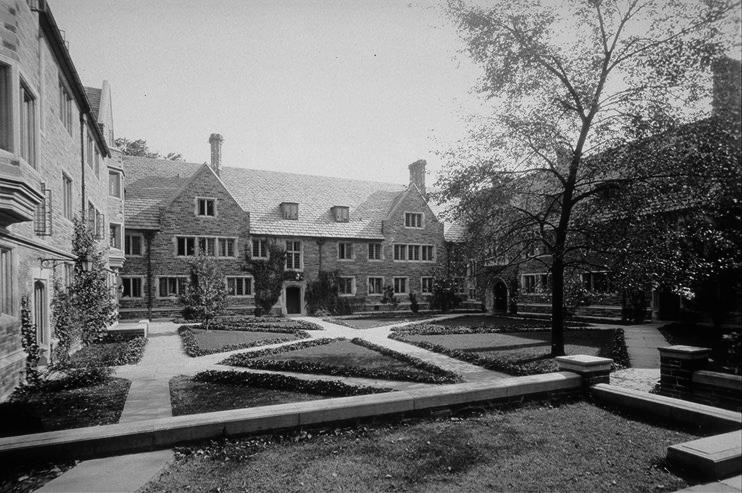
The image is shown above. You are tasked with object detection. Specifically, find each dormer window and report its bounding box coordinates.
[197,197,216,217]
[332,206,349,222]
[404,212,423,228]
[281,202,299,220]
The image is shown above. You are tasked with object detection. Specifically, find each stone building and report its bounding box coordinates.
[121,137,465,318]
[0,0,121,399]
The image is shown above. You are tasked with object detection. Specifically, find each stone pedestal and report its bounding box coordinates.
[556,355,613,388]
[658,345,710,399]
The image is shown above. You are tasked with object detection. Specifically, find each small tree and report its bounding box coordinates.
[51,281,75,366]
[430,276,460,313]
[409,292,420,314]
[19,296,40,386]
[70,217,117,346]
[180,254,228,329]
[245,243,286,317]
[305,271,340,315]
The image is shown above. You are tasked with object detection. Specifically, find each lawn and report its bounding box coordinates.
[141,400,700,492]
[170,371,391,415]
[222,338,459,383]
[391,319,628,376]
[0,378,130,438]
[179,325,310,357]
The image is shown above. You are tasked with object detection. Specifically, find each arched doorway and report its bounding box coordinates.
[493,280,508,313]
[285,286,302,314]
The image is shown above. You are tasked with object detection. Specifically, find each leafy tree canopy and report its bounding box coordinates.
[438,0,740,354]
[115,137,183,161]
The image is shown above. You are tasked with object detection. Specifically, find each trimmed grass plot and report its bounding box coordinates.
[0,378,131,438]
[179,326,309,357]
[141,400,700,493]
[223,338,459,383]
[170,371,391,415]
[326,314,439,329]
[392,324,628,376]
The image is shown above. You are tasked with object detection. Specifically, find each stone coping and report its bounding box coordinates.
[668,430,742,480]
[0,372,582,462]
[591,383,742,430]
[556,355,613,373]
[659,345,712,359]
[693,370,742,391]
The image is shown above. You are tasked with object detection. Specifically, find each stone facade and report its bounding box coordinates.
[0,0,119,400]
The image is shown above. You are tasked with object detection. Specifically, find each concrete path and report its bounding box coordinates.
[621,323,669,368]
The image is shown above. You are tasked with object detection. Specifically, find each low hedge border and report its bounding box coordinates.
[193,370,393,396]
[222,338,458,384]
[391,320,588,336]
[389,328,630,377]
[178,326,311,357]
[198,319,323,331]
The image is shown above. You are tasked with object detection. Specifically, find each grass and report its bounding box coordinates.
[0,378,130,438]
[170,375,326,415]
[179,325,310,357]
[391,318,629,376]
[140,400,700,493]
[223,338,458,383]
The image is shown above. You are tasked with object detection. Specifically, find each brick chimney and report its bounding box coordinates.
[209,133,224,176]
[712,57,741,122]
[408,159,427,197]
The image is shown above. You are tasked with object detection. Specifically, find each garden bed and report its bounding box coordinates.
[69,334,147,367]
[178,325,311,357]
[222,338,459,384]
[140,400,700,492]
[391,324,629,376]
[0,378,130,438]
[170,371,391,415]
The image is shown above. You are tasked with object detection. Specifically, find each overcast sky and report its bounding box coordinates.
[49,0,485,185]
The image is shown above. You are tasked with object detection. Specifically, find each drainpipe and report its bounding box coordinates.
[79,113,86,218]
[145,232,154,320]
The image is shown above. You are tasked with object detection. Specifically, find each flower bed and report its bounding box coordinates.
[390,329,629,376]
[178,326,309,357]
[170,370,392,415]
[222,338,459,384]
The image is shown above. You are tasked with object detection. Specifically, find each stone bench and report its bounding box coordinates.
[668,430,742,480]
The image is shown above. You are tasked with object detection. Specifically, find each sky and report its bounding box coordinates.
[49,0,485,186]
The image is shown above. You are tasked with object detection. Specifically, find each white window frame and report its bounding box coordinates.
[393,244,407,261]
[121,276,144,298]
[404,211,423,229]
[19,76,37,168]
[176,236,196,257]
[338,241,353,260]
[198,237,217,256]
[196,197,217,217]
[367,276,384,296]
[393,277,408,294]
[226,276,253,297]
[393,243,435,262]
[285,240,302,271]
[125,233,144,257]
[338,276,355,296]
[368,242,382,261]
[218,237,236,258]
[157,276,189,298]
[0,62,11,154]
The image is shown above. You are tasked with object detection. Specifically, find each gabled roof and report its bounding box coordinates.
[123,156,410,238]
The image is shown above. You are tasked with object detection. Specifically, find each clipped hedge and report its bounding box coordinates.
[70,335,147,367]
[205,318,323,331]
[391,320,588,336]
[222,338,458,384]
[178,326,310,357]
[389,328,630,377]
[193,370,392,396]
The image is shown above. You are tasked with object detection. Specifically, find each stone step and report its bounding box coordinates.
[668,431,742,480]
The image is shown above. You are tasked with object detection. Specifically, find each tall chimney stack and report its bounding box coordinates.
[209,133,224,176]
[408,159,427,198]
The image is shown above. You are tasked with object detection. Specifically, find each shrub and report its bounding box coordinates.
[19,296,40,386]
[69,335,147,366]
[430,277,460,312]
[246,243,286,317]
[180,254,228,329]
[305,271,341,315]
[381,285,397,306]
[409,292,419,314]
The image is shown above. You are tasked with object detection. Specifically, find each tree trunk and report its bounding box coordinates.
[551,256,566,356]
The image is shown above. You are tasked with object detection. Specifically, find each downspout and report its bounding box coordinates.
[145,232,154,320]
[79,113,86,218]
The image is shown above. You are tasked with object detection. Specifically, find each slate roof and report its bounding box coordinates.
[84,86,102,120]
[124,156,411,239]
